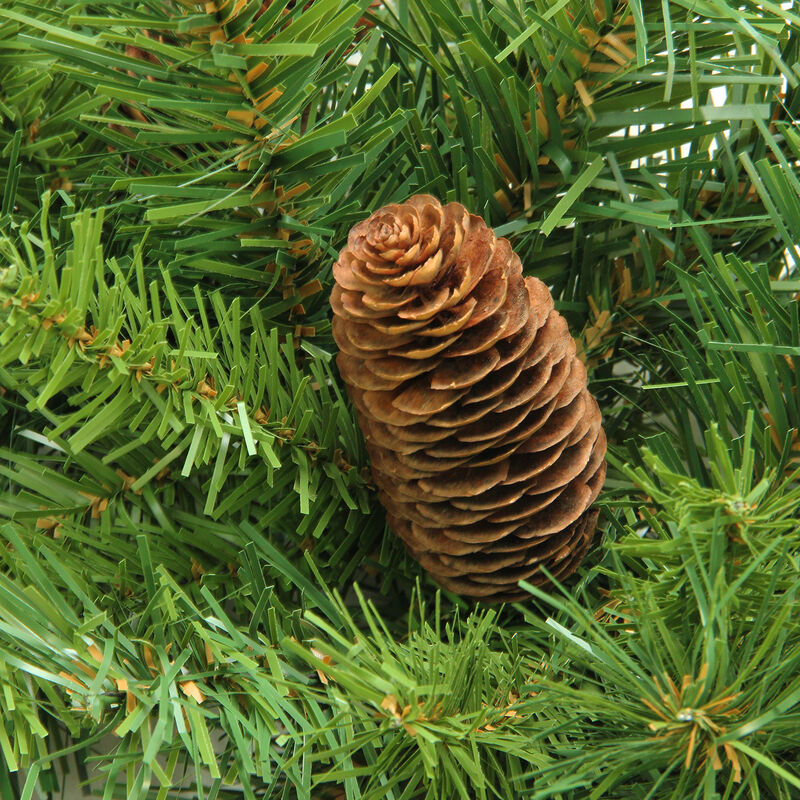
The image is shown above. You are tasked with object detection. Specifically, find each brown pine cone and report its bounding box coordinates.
[331,195,606,601]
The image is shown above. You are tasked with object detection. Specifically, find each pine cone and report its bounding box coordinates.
[331,195,606,601]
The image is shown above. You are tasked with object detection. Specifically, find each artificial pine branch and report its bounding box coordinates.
[1,0,800,798]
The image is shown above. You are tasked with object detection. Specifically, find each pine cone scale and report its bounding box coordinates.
[332,195,607,600]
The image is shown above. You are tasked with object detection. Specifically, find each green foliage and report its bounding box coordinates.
[1,0,799,798]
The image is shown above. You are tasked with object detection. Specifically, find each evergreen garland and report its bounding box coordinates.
[1,1,799,798]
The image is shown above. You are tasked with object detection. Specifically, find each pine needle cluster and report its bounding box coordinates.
[1,1,799,798]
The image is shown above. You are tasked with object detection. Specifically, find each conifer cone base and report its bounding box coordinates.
[331,195,606,600]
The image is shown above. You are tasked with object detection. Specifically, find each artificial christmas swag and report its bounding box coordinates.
[331,195,606,600]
